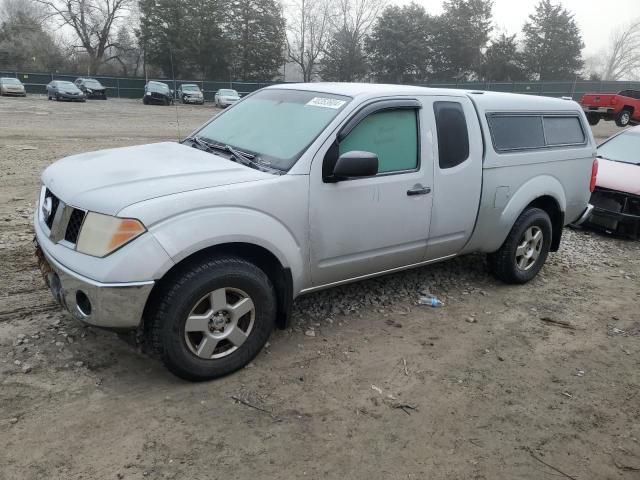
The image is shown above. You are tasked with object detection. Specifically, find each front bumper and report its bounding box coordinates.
[2,88,26,96]
[584,189,640,239]
[183,95,203,103]
[58,92,85,101]
[35,243,154,329]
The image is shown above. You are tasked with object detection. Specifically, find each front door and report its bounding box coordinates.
[309,99,434,287]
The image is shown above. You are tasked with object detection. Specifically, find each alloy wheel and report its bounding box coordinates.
[183,287,255,359]
[515,226,543,271]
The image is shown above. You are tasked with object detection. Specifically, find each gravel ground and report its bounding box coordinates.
[0,96,639,480]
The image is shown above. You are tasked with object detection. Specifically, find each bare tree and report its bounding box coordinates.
[598,19,640,81]
[33,0,133,74]
[286,0,332,82]
[331,0,384,46]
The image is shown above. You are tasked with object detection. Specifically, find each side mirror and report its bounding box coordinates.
[332,151,378,179]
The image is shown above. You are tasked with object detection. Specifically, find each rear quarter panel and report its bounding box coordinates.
[462,111,596,254]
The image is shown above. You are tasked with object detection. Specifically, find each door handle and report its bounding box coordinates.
[407,184,431,196]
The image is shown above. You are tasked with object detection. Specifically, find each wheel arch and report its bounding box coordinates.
[495,176,566,253]
[524,195,564,251]
[143,242,293,332]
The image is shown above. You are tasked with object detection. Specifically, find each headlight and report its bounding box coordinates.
[76,212,146,257]
[87,88,92,93]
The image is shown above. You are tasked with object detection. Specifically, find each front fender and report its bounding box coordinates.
[148,207,307,293]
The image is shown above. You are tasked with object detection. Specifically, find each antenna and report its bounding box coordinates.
[168,44,181,142]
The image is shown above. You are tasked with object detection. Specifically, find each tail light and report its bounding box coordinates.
[590,158,599,193]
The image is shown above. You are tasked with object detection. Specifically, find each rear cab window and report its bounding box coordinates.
[487,113,586,153]
[433,101,470,169]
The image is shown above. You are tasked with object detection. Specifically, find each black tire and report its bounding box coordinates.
[148,256,276,381]
[615,108,632,127]
[587,113,600,126]
[55,94,60,101]
[143,97,149,105]
[487,207,552,284]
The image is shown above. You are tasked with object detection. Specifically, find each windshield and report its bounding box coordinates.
[2,78,21,85]
[83,79,102,88]
[219,89,238,96]
[182,84,199,91]
[195,89,350,171]
[58,81,79,90]
[598,130,640,165]
[148,82,170,93]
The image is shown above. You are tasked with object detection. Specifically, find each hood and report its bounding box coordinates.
[42,142,272,215]
[596,158,640,196]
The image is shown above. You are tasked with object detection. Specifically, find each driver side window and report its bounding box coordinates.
[338,109,419,174]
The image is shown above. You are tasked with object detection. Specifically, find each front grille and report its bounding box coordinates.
[44,189,60,228]
[591,188,640,215]
[64,208,86,243]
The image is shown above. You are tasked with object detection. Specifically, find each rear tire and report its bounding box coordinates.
[487,207,552,284]
[587,113,600,126]
[148,256,276,381]
[615,108,632,127]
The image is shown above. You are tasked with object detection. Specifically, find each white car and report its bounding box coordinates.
[214,88,240,107]
[35,83,596,381]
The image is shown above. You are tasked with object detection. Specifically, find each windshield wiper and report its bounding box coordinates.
[187,136,283,174]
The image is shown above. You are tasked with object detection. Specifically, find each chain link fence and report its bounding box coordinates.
[1,70,640,101]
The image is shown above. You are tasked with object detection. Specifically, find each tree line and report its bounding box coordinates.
[0,0,638,82]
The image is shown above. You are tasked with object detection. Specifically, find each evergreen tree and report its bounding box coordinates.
[227,0,285,81]
[320,27,368,81]
[366,3,435,83]
[522,0,584,80]
[433,0,493,81]
[481,33,527,81]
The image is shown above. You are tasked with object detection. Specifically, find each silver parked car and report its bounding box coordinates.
[214,88,240,107]
[178,84,204,104]
[35,83,595,380]
[0,77,26,96]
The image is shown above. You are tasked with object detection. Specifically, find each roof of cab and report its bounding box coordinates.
[266,82,582,113]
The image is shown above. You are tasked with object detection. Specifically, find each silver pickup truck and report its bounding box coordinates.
[35,83,597,380]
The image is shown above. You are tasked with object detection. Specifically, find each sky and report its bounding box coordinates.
[398,0,640,57]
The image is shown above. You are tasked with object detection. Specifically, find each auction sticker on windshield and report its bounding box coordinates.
[306,97,346,109]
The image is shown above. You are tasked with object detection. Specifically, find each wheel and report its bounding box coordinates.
[143,97,149,105]
[615,109,632,127]
[148,256,276,381]
[487,207,552,284]
[55,94,60,101]
[48,94,52,100]
[587,113,600,126]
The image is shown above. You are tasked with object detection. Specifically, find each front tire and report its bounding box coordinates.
[487,207,552,284]
[148,256,276,381]
[587,113,600,126]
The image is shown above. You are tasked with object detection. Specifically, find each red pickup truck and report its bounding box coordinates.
[580,90,640,127]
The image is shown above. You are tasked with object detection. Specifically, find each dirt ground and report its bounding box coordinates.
[0,95,639,480]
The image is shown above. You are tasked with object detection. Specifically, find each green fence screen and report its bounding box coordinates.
[1,70,639,102]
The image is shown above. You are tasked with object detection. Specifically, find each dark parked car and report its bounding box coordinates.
[143,81,173,105]
[74,77,107,99]
[584,126,640,239]
[46,80,86,102]
[177,83,204,104]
